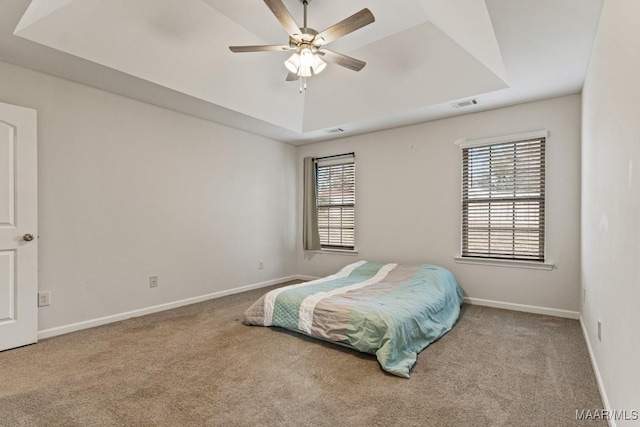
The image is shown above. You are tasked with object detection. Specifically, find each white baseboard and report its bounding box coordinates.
[37,275,305,340]
[580,316,614,427]
[463,297,580,319]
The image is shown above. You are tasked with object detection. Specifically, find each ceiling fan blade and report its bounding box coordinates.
[314,8,375,46]
[318,49,366,72]
[285,72,299,82]
[263,0,302,39]
[229,45,293,53]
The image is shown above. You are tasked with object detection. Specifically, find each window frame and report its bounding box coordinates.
[314,154,356,252]
[455,130,554,270]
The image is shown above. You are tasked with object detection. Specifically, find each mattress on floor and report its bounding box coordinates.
[244,261,464,378]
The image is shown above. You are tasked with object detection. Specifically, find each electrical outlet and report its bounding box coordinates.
[597,320,602,342]
[258,260,264,270]
[38,292,50,307]
[149,276,158,288]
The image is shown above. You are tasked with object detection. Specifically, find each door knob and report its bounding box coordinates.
[23,233,34,242]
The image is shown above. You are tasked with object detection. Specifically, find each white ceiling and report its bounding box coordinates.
[0,0,603,145]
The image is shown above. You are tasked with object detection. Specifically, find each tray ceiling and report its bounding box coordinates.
[1,0,603,144]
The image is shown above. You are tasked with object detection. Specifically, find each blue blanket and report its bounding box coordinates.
[244,261,464,378]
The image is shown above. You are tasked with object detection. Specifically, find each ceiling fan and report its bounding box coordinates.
[229,0,375,92]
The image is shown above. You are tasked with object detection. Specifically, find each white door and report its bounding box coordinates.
[0,101,37,352]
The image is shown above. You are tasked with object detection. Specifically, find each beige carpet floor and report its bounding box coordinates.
[0,282,605,426]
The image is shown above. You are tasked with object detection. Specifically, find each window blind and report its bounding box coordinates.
[462,137,546,261]
[316,158,355,250]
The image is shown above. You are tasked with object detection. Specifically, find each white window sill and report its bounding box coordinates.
[306,249,359,256]
[454,256,554,271]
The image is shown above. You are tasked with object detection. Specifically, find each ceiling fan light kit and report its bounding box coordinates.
[229,0,375,93]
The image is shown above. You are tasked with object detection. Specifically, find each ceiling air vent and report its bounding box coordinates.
[324,128,345,134]
[451,98,478,109]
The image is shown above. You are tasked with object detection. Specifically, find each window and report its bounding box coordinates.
[460,132,546,262]
[315,155,355,250]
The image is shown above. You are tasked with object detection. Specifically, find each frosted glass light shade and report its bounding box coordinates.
[311,55,327,74]
[285,53,300,74]
[299,47,314,67]
[298,66,312,77]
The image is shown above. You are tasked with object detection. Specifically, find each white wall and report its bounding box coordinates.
[0,56,586,341]
[297,95,582,313]
[0,61,298,333]
[581,0,640,422]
